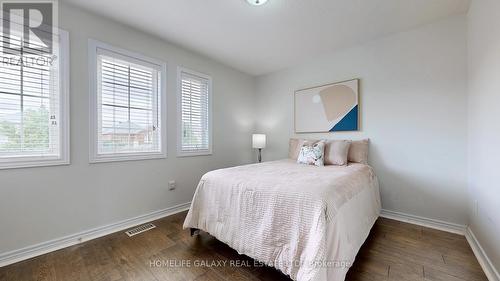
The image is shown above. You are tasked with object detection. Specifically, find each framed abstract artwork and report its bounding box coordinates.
[294,79,359,133]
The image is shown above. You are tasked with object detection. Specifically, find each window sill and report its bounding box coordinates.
[89,152,166,164]
[177,150,212,158]
[0,158,70,170]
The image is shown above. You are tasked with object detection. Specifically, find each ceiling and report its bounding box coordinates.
[64,0,470,76]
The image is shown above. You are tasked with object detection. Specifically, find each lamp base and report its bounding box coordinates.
[258,148,262,163]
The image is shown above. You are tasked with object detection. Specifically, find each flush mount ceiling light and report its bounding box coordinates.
[246,0,268,6]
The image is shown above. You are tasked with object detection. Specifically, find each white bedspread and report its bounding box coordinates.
[183,159,381,281]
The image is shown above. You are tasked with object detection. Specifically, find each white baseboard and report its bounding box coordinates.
[0,202,191,267]
[380,209,466,235]
[465,227,500,281]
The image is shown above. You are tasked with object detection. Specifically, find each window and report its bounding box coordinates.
[89,40,166,163]
[177,67,212,157]
[0,30,69,169]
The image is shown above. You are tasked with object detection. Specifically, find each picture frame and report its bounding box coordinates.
[294,78,359,133]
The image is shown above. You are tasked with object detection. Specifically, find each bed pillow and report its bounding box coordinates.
[348,139,369,164]
[289,138,302,159]
[289,138,319,160]
[297,141,325,166]
[324,140,351,166]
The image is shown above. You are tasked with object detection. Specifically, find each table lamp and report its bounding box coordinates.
[252,134,266,163]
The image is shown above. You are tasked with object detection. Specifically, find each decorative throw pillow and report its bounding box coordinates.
[289,138,319,160]
[324,140,351,166]
[297,141,325,166]
[348,139,369,164]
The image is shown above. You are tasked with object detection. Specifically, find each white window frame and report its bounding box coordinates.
[176,67,213,157]
[0,29,70,170]
[88,39,167,163]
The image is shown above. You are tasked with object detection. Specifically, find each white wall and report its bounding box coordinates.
[0,3,255,254]
[255,16,469,225]
[467,0,500,272]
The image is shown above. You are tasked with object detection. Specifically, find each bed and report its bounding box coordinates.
[183,159,381,281]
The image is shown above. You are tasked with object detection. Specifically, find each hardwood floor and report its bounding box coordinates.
[0,211,487,281]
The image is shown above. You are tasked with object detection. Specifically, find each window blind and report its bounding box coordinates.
[180,71,210,153]
[0,33,62,160]
[96,49,161,155]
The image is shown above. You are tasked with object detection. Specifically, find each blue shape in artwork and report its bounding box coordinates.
[330,105,358,132]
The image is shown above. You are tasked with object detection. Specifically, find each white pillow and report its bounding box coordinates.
[289,138,320,160]
[297,141,325,166]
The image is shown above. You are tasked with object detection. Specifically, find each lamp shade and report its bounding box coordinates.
[252,134,266,149]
